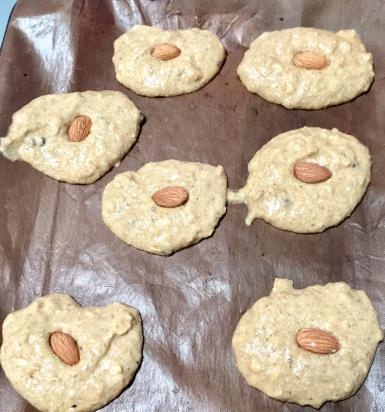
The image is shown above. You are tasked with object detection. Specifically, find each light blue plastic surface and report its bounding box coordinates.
[0,0,16,45]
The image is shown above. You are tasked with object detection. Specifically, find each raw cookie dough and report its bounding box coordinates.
[102,159,227,255]
[232,278,383,408]
[0,294,143,412]
[237,28,374,109]
[113,25,226,97]
[229,127,371,233]
[0,91,142,184]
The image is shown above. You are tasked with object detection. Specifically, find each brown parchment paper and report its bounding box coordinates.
[1,1,385,411]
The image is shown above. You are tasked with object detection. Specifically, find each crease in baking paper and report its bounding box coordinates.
[11,11,75,92]
[112,0,145,30]
[22,181,62,298]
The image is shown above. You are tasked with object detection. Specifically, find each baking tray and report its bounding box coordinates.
[1,1,384,411]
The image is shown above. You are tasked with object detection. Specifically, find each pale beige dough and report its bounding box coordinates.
[237,28,374,109]
[112,25,226,97]
[102,160,227,255]
[0,294,143,412]
[232,278,383,408]
[0,91,142,184]
[229,127,371,233]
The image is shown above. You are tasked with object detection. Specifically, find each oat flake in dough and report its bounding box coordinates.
[237,28,374,109]
[232,278,383,408]
[0,91,142,184]
[0,294,143,412]
[229,127,371,233]
[102,160,227,255]
[113,25,226,97]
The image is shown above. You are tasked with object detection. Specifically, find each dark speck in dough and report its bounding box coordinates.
[283,198,292,208]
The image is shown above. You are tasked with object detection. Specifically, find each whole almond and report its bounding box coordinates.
[49,331,80,366]
[293,51,328,70]
[296,328,340,355]
[151,43,181,61]
[68,115,92,142]
[293,161,332,183]
[152,186,189,208]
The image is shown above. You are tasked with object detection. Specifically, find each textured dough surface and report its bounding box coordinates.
[229,127,371,233]
[0,91,142,184]
[0,294,143,412]
[232,278,383,408]
[237,28,374,109]
[102,160,227,255]
[113,25,226,96]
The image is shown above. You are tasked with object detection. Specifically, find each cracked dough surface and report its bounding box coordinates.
[0,294,143,412]
[232,278,383,408]
[237,28,374,109]
[113,25,226,96]
[0,91,142,184]
[102,160,227,255]
[228,127,371,233]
